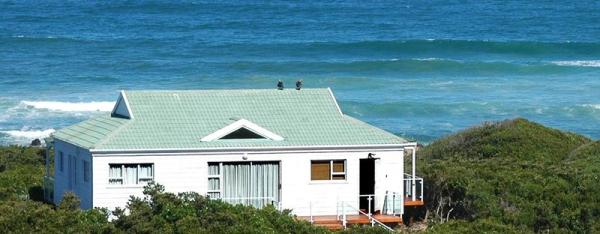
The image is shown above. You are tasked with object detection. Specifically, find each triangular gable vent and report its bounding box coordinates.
[201,119,284,142]
[111,91,133,119]
[220,127,265,139]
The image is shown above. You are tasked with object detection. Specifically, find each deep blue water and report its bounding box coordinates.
[1,1,599,144]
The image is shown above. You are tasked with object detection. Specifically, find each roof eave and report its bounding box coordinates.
[89,142,417,155]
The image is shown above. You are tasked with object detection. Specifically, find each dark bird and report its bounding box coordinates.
[277,80,284,90]
[296,80,303,90]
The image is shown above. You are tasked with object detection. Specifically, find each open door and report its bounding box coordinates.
[359,158,376,213]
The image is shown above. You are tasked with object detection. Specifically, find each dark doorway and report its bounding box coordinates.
[359,158,376,212]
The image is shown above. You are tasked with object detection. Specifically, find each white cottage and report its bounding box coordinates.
[44,88,423,229]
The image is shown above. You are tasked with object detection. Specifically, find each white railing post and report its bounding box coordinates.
[342,201,347,229]
[420,179,424,200]
[411,147,417,201]
[367,196,372,218]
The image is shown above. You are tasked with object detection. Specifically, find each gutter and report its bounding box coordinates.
[90,142,418,156]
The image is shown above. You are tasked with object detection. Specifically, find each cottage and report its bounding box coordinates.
[44,88,423,229]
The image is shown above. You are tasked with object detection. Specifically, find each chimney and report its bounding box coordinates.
[295,80,303,90]
[277,80,284,90]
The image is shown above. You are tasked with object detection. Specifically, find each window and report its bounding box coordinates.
[72,155,77,185]
[207,163,221,198]
[311,160,346,181]
[109,164,153,185]
[83,161,90,182]
[59,151,64,172]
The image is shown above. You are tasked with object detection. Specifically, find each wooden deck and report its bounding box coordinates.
[298,214,402,231]
[404,197,425,206]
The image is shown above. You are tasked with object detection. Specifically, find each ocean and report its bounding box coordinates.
[1,1,599,145]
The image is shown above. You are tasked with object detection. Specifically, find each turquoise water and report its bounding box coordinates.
[1,1,599,144]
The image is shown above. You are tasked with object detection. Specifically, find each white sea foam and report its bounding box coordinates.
[1,129,55,139]
[20,101,115,112]
[581,104,600,110]
[551,60,600,67]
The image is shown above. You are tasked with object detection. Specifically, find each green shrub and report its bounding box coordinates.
[419,118,599,233]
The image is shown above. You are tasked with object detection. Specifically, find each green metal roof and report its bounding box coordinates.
[53,88,408,150]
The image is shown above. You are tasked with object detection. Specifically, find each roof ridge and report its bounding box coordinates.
[123,88,330,93]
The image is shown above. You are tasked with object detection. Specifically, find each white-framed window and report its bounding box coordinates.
[311,160,346,181]
[207,162,222,198]
[83,160,90,182]
[109,163,154,185]
[59,151,64,172]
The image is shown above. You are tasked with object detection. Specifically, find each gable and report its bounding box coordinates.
[111,91,132,119]
[201,119,284,142]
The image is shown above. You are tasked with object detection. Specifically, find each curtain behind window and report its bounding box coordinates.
[222,162,279,208]
[124,165,138,185]
[109,165,122,185]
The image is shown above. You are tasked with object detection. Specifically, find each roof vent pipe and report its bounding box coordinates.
[277,80,284,90]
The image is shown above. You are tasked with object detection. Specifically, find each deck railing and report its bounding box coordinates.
[404,173,424,201]
[337,201,395,232]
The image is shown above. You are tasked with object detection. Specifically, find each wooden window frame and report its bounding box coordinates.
[311,160,346,181]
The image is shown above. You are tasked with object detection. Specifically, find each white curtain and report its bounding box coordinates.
[109,165,122,184]
[124,165,138,185]
[222,162,279,208]
[139,164,153,183]
[208,163,220,175]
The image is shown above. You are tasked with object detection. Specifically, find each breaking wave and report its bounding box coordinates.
[20,101,115,112]
[1,129,55,140]
[581,104,600,110]
[551,60,600,68]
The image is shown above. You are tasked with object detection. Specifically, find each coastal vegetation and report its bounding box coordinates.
[418,118,600,233]
[0,118,598,233]
[0,146,385,233]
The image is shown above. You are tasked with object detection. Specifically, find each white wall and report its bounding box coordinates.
[53,139,93,209]
[91,148,405,216]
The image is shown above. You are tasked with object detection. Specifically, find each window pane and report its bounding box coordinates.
[208,178,220,190]
[124,165,138,184]
[109,165,122,178]
[83,161,90,182]
[208,163,220,175]
[332,160,345,173]
[332,174,346,180]
[207,192,220,199]
[139,164,153,177]
[311,161,330,180]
